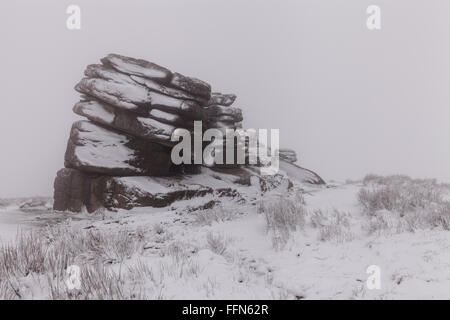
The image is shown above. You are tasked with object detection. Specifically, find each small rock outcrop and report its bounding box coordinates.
[279,148,298,164]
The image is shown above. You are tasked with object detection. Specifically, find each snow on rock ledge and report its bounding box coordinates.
[64,121,173,176]
[53,167,256,212]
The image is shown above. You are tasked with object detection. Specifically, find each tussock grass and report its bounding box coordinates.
[358,174,450,233]
[193,205,237,226]
[0,223,146,300]
[206,232,228,256]
[311,209,354,242]
[259,193,307,250]
[0,220,206,299]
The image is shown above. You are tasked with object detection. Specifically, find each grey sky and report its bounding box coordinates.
[1,0,449,197]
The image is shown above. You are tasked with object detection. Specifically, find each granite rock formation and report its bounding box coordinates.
[53,54,325,212]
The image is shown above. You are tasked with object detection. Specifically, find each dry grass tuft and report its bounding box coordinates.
[358,174,450,233]
[259,193,307,250]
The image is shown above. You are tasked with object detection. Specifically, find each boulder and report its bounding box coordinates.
[75,78,204,119]
[53,168,93,212]
[206,120,241,129]
[278,148,298,163]
[73,100,186,145]
[84,64,136,85]
[100,54,211,100]
[148,108,195,128]
[131,75,207,104]
[53,54,326,214]
[170,72,211,100]
[207,114,242,122]
[101,53,172,83]
[53,163,324,213]
[64,121,173,176]
[208,92,237,106]
[53,167,250,212]
[279,160,325,185]
[204,106,243,136]
[205,105,242,118]
[84,64,207,104]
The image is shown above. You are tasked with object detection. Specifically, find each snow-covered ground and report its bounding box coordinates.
[1,180,450,299]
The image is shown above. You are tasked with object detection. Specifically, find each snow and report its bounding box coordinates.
[149,109,182,124]
[115,177,174,194]
[74,122,138,171]
[149,91,186,108]
[86,64,136,85]
[75,100,115,124]
[114,167,259,196]
[280,160,324,185]
[77,79,139,111]
[137,116,176,136]
[131,75,201,103]
[74,147,136,171]
[88,78,149,104]
[2,181,450,299]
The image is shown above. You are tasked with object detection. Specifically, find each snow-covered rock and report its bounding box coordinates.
[131,75,207,104]
[53,167,254,212]
[75,77,204,118]
[73,100,183,145]
[65,121,172,176]
[54,53,325,213]
[208,92,237,106]
[101,54,212,100]
[169,72,211,100]
[101,53,172,83]
[205,105,243,118]
[85,63,208,104]
[279,160,325,185]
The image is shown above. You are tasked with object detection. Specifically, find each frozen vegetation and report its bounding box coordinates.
[1,174,450,299]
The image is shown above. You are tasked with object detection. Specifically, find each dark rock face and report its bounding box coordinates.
[205,105,242,119]
[279,160,326,185]
[208,92,237,106]
[64,121,172,176]
[170,72,212,99]
[101,53,211,99]
[148,108,194,128]
[53,168,93,212]
[204,100,244,169]
[99,54,212,101]
[131,75,207,104]
[205,105,243,135]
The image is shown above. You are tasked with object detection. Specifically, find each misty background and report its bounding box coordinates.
[1,0,449,197]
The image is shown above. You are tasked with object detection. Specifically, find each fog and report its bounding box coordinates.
[1,0,449,197]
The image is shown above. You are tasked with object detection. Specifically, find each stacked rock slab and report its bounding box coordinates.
[54,54,327,213]
[54,54,212,212]
[204,93,245,168]
[53,167,253,213]
[278,148,298,163]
